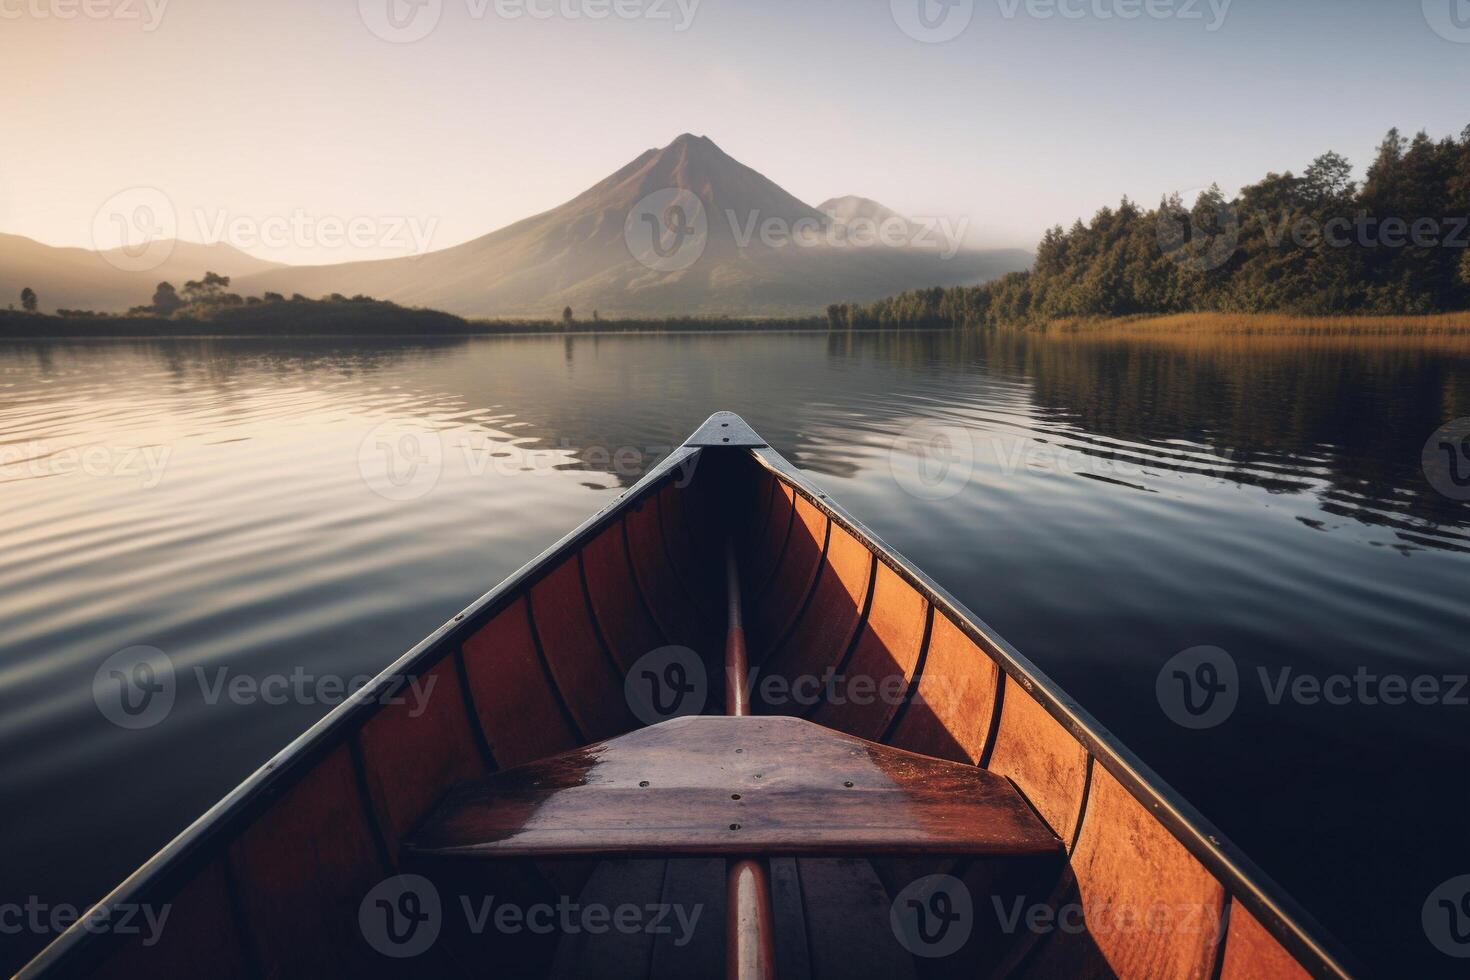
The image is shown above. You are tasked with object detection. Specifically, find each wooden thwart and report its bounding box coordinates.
[405,715,1063,860]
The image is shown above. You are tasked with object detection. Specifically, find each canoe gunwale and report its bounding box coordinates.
[744,442,1361,980]
[17,444,704,979]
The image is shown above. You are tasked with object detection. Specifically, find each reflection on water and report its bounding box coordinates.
[1,330,1467,976]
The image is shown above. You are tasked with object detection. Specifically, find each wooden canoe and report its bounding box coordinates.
[21,412,1359,980]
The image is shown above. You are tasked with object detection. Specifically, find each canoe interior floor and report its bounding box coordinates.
[408,855,960,980]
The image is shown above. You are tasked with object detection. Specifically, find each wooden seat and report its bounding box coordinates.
[405,715,1062,860]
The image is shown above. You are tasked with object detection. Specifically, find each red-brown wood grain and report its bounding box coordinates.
[1021,765,1225,979]
[986,678,1091,847]
[808,561,928,741]
[89,858,250,980]
[357,658,486,845]
[462,598,579,769]
[581,523,666,674]
[746,481,796,600]
[626,495,712,654]
[1220,903,1314,980]
[530,559,635,742]
[758,525,873,705]
[226,745,386,976]
[887,612,999,765]
[747,495,828,661]
[407,716,1062,860]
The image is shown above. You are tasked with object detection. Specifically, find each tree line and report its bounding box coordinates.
[828,125,1470,330]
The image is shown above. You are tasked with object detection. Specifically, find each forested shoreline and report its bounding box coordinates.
[829,125,1470,330]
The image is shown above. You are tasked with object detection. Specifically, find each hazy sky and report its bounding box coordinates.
[2,0,1466,264]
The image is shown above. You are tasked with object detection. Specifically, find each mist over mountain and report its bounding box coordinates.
[817,195,913,231]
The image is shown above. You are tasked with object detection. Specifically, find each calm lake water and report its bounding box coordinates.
[2,330,1468,976]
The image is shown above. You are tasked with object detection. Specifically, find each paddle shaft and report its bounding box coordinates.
[724,538,775,980]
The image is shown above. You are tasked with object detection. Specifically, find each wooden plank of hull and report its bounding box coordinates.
[529,559,635,742]
[767,857,814,979]
[985,678,1092,848]
[546,859,668,980]
[808,560,928,741]
[581,523,666,675]
[745,471,779,563]
[1018,765,1225,979]
[886,611,1000,766]
[747,494,828,661]
[746,481,796,597]
[88,858,250,980]
[757,523,874,710]
[797,858,917,980]
[413,854,565,977]
[226,744,388,977]
[462,597,581,769]
[649,858,727,980]
[659,480,721,626]
[1220,903,1314,980]
[357,657,487,845]
[625,494,716,658]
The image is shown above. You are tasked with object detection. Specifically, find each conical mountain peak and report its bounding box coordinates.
[221,135,1031,317]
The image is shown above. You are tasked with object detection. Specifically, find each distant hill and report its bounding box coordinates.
[236,135,1031,317]
[817,195,914,232]
[0,235,283,313]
